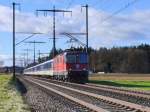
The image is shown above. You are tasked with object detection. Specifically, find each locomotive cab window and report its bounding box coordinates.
[79,54,88,63]
[66,55,76,63]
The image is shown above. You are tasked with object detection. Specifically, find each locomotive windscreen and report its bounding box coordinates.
[67,55,76,63]
[78,53,88,63]
[66,53,88,64]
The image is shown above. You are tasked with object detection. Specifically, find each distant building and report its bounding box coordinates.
[0,66,24,74]
[0,67,5,73]
[0,61,4,68]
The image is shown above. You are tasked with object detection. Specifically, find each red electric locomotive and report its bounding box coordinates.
[53,50,89,83]
[24,49,89,83]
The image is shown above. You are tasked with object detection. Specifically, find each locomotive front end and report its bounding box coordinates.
[65,51,89,83]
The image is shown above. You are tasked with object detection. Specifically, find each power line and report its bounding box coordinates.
[16,34,35,46]
[60,32,86,47]
[15,32,44,46]
[92,0,112,10]
[66,0,74,9]
[101,0,138,23]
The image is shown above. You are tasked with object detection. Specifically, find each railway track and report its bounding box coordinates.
[31,76,150,107]
[18,76,150,112]
[87,83,150,96]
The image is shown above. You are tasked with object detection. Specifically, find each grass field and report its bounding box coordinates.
[89,73,150,91]
[0,74,30,112]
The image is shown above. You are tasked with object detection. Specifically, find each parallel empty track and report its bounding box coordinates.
[32,76,150,107]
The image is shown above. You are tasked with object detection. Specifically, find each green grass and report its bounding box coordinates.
[89,80,150,91]
[0,74,30,112]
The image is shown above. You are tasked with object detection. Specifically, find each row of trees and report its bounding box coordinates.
[89,44,150,73]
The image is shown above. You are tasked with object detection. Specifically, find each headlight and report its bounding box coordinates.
[69,68,72,71]
[83,68,86,70]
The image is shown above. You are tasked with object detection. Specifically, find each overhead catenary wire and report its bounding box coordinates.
[16,34,35,46]
[66,0,75,9]
[91,0,112,10]
[15,32,45,46]
[101,0,138,23]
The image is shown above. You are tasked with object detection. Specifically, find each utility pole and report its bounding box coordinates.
[38,51,50,60]
[12,3,15,79]
[82,4,89,53]
[38,52,50,57]
[38,51,50,63]
[18,58,24,68]
[12,2,20,78]
[34,41,35,63]
[53,6,56,58]
[23,49,32,67]
[25,41,46,64]
[36,6,72,57]
[26,49,29,66]
[38,50,41,61]
[82,5,89,78]
[12,3,18,79]
[20,53,26,67]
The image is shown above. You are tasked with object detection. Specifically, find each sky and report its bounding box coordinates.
[0,0,150,66]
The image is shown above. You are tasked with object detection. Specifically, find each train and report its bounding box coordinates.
[24,50,89,83]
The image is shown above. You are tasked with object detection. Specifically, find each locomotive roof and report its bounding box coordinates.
[60,50,87,55]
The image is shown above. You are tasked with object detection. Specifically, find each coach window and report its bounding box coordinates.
[44,64,47,69]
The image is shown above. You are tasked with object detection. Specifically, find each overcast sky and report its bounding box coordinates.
[0,0,150,66]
